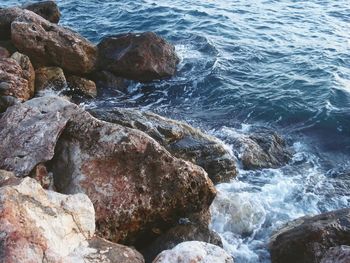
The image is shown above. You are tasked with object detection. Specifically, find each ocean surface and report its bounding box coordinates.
[3,0,350,262]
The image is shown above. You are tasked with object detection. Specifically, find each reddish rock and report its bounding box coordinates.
[35,66,67,91]
[10,9,97,74]
[51,108,216,245]
[23,0,61,24]
[0,57,31,101]
[98,32,179,82]
[67,75,97,97]
[11,51,35,96]
[30,163,53,189]
[270,208,350,263]
[0,96,76,177]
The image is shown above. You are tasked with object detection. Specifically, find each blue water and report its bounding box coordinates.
[3,0,350,262]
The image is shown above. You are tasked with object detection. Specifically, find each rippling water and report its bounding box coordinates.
[3,0,350,262]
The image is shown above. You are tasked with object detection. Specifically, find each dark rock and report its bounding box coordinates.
[0,95,19,113]
[67,75,97,97]
[321,246,350,263]
[91,70,129,93]
[0,46,10,58]
[97,32,179,82]
[51,106,216,245]
[11,8,97,74]
[35,66,67,91]
[23,1,61,24]
[0,40,17,54]
[90,108,237,184]
[0,96,76,177]
[270,208,350,263]
[0,7,27,40]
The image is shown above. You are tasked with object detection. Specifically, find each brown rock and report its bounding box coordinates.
[0,96,76,177]
[67,75,97,97]
[11,51,35,96]
[35,66,67,91]
[270,208,350,263]
[51,107,216,245]
[30,163,53,189]
[10,9,97,74]
[0,7,28,40]
[0,57,31,101]
[98,32,179,82]
[0,46,10,58]
[90,108,237,184]
[23,0,61,23]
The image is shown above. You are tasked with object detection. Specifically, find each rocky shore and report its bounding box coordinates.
[0,1,348,263]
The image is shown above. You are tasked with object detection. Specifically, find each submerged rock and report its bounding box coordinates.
[270,208,350,263]
[11,8,97,74]
[35,66,67,91]
[90,108,237,184]
[153,241,234,263]
[97,32,179,82]
[0,96,76,177]
[23,0,61,24]
[67,75,97,97]
[51,107,216,245]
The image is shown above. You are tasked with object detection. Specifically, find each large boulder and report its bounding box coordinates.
[10,8,97,74]
[97,32,179,82]
[23,0,61,23]
[269,208,350,263]
[0,96,76,177]
[51,107,216,245]
[0,57,32,101]
[11,51,35,96]
[90,108,237,184]
[153,241,234,263]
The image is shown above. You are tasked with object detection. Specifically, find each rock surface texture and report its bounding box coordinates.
[23,0,61,24]
[51,107,216,245]
[90,108,237,184]
[67,75,97,97]
[98,32,179,82]
[11,51,35,96]
[0,96,76,177]
[270,208,350,263]
[152,241,234,263]
[320,246,350,263]
[35,66,67,91]
[10,8,97,74]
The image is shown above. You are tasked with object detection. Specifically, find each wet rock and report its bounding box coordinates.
[153,241,234,263]
[35,66,67,91]
[90,108,237,184]
[142,223,222,262]
[67,75,97,97]
[97,32,179,82]
[51,107,216,245]
[0,57,32,101]
[91,70,129,93]
[11,9,97,74]
[0,176,95,262]
[23,0,61,24]
[11,51,35,96]
[0,46,10,58]
[0,96,76,177]
[320,246,350,263]
[270,208,350,263]
[0,95,19,113]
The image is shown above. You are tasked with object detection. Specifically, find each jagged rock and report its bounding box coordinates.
[142,223,222,263]
[67,75,97,97]
[23,0,61,23]
[0,57,32,101]
[320,246,350,263]
[11,51,35,96]
[0,176,95,262]
[35,66,67,91]
[153,241,234,263]
[0,96,76,177]
[10,8,97,74]
[90,108,237,184]
[0,46,10,58]
[270,208,350,263]
[51,107,216,245]
[97,32,179,82]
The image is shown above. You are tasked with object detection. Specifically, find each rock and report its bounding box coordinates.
[0,169,20,186]
[67,75,97,97]
[35,66,67,91]
[0,96,76,177]
[0,95,19,113]
[90,108,237,184]
[0,46,10,58]
[97,32,179,82]
[30,163,53,189]
[91,70,129,93]
[270,208,350,263]
[0,57,32,101]
[10,8,97,74]
[11,51,35,96]
[153,241,234,263]
[51,107,216,245]
[320,246,350,263]
[142,223,222,262]
[0,176,95,262]
[0,40,17,54]
[23,0,61,23]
